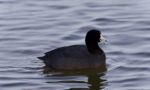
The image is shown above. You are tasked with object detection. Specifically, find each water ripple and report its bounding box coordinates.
[1,0,150,90]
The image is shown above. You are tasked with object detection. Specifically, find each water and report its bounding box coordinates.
[0,0,150,90]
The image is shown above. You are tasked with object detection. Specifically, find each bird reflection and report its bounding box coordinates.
[42,67,107,90]
[88,73,106,90]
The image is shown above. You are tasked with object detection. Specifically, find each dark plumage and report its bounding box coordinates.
[38,29,106,70]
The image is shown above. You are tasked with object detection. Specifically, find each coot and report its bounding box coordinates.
[38,29,106,70]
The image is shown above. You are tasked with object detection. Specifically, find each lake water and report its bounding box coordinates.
[0,0,150,90]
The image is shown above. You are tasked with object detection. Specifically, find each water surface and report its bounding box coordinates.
[0,0,150,90]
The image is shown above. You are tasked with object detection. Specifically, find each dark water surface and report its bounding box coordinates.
[1,0,150,90]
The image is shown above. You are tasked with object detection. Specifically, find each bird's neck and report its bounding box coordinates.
[86,43,101,54]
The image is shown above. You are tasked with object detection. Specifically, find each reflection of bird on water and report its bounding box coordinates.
[88,73,106,90]
[42,67,107,90]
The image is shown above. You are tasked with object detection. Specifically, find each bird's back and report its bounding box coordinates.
[39,45,106,70]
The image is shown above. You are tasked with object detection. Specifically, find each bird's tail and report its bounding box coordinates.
[37,56,45,60]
